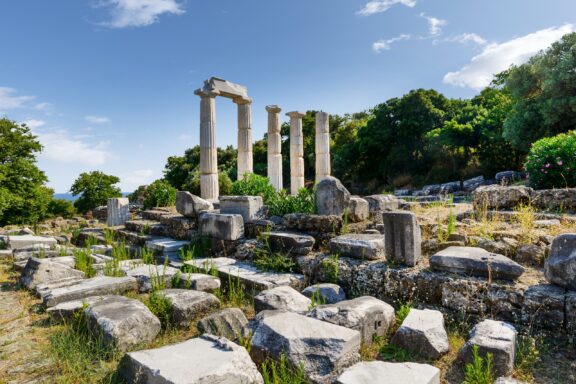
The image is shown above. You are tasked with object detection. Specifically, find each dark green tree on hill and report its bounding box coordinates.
[70,171,122,213]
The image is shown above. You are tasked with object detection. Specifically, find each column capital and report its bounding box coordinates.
[286,111,306,119]
[266,105,282,113]
[194,88,219,98]
[233,97,252,105]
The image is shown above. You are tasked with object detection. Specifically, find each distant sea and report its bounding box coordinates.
[53,193,130,201]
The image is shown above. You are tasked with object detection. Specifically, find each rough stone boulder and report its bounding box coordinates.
[200,213,244,241]
[329,234,385,260]
[220,196,264,223]
[118,334,263,384]
[263,231,315,256]
[533,188,576,212]
[381,211,421,266]
[346,197,369,223]
[197,307,249,341]
[495,171,521,185]
[336,361,440,384]
[364,194,400,213]
[302,283,346,304]
[47,295,107,322]
[544,233,576,289]
[251,310,361,383]
[254,286,311,313]
[42,276,138,307]
[307,296,395,345]
[176,191,213,217]
[472,185,533,211]
[283,213,342,234]
[463,176,485,192]
[124,264,181,293]
[429,246,524,281]
[156,289,220,327]
[390,309,449,359]
[459,319,517,378]
[85,295,161,351]
[315,176,351,216]
[20,257,84,290]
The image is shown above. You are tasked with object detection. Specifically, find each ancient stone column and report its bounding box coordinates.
[195,90,219,200]
[286,111,306,195]
[235,98,253,180]
[107,197,130,226]
[315,111,331,183]
[266,105,283,191]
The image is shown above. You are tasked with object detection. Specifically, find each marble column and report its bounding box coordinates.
[235,98,253,180]
[195,90,219,200]
[286,111,306,195]
[266,105,283,191]
[315,111,331,183]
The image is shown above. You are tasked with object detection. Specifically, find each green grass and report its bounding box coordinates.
[379,343,414,362]
[307,286,326,310]
[396,302,412,325]
[74,248,96,278]
[253,251,296,273]
[139,247,155,265]
[463,345,494,384]
[103,228,116,245]
[322,254,340,284]
[261,354,308,384]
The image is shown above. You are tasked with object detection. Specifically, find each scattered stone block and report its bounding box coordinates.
[157,289,220,327]
[336,361,440,384]
[124,264,181,293]
[145,238,190,254]
[200,213,244,241]
[308,296,395,345]
[544,233,576,289]
[197,307,249,340]
[176,191,213,217]
[7,235,57,250]
[430,246,524,280]
[283,213,342,234]
[364,194,400,213]
[391,308,449,359]
[315,176,351,216]
[177,272,221,292]
[302,283,346,304]
[495,378,529,384]
[472,185,533,211]
[85,295,160,351]
[254,286,311,313]
[0,249,12,259]
[107,197,130,227]
[459,319,517,378]
[20,257,84,290]
[382,211,422,266]
[251,310,361,383]
[42,276,138,307]
[347,196,369,223]
[118,334,263,384]
[263,231,315,255]
[220,196,264,223]
[329,234,385,260]
[47,295,107,322]
[521,284,565,329]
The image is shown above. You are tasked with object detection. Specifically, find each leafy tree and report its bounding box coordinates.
[0,118,54,225]
[143,179,177,209]
[70,171,122,213]
[47,199,76,218]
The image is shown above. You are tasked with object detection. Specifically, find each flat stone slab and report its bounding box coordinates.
[459,319,517,378]
[42,276,138,307]
[145,238,190,254]
[197,307,249,341]
[85,295,160,352]
[390,308,449,359]
[336,361,440,384]
[47,295,108,322]
[20,257,85,290]
[263,231,315,255]
[124,264,181,293]
[184,257,305,291]
[176,272,221,292]
[118,334,264,384]
[251,310,361,383]
[308,296,395,345]
[429,246,524,280]
[254,286,311,313]
[7,235,57,250]
[329,234,385,260]
[157,289,220,327]
[302,283,346,304]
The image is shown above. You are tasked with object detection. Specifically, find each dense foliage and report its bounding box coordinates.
[143,179,177,209]
[230,174,277,203]
[70,171,122,213]
[525,130,576,189]
[47,199,76,219]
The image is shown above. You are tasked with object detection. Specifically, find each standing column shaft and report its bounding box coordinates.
[236,98,253,180]
[266,105,283,191]
[315,111,331,183]
[286,111,306,195]
[196,91,219,200]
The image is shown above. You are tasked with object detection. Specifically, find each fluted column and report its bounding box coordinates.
[286,111,306,195]
[235,98,253,180]
[315,111,331,183]
[195,90,219,200]
[266,105,283,191]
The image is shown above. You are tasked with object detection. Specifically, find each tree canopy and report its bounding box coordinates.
[70,171,122,213]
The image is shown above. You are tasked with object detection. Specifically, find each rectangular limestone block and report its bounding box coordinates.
[107,198,130,227]
[381,211,422,266]
[200,213,244,241]
[220,196,263,223]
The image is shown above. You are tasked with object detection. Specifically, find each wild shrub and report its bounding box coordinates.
[143,179,177,209]
[307,287,326,310]
[139,247,155,265]
[261,354,308,384]
[463,345,494,384]
[74,248,96,278]
[103,228,116,245]
[231,173,277,203]
[268,188,315,217]
[322,254,340,284]
[379,343,413,362]
[396,302,412,325]
[525,130,576,189]
[515,334,540,381]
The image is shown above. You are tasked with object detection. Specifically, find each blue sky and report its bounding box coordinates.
[0,0,574,192]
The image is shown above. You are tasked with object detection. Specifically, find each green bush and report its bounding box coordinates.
[525,130,576,189]
[183,170,232,196]
[231,173,277,203]
[48,198,76,218]
[143,179,177,209]
[268,188,315,217]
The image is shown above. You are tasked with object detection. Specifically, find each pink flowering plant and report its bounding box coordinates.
[524,130,576,189]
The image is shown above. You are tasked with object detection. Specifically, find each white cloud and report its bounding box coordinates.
[124,169,155,185]
[96,0,185,28]
[178,133,192,141]
[420,13,446,36]
[357,0,416,16]
[444,24,574,90]
[34,102,53,111]
[85,115,110,124]
[373,34,411,53]
[37,130,114,166]
[437,33,487,46]
[0,87,35,112]
[22,119,46,129]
